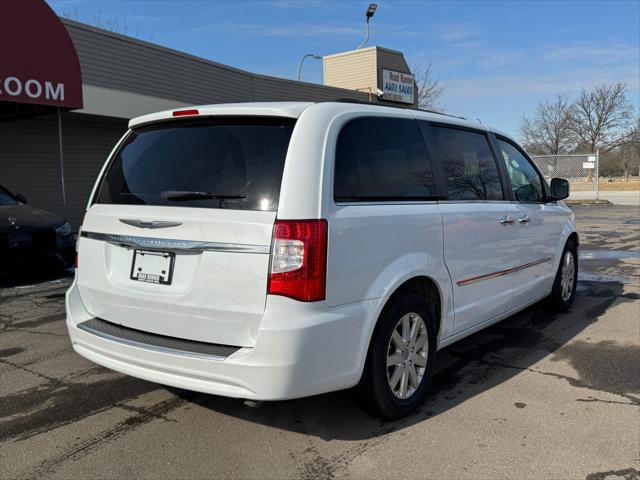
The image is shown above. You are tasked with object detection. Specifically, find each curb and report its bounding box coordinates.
[565,200,613,206]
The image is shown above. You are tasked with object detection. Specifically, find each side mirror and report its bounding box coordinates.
[15,193,27,204]
[550,178,569,201]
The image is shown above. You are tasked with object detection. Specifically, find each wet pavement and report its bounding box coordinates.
[575,204,640,291]
[1,204,638,480]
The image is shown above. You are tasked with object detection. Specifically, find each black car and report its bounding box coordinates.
[0,185,75,269]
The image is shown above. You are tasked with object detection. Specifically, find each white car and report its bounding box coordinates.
[66,102,578,419]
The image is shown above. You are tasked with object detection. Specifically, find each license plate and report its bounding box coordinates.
[130,249,175,285]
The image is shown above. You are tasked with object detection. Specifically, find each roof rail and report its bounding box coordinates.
[326,99,466,120]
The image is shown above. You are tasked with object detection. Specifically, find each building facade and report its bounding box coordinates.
[1,3,415,230]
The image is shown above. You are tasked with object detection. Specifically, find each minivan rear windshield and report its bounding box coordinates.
[95,117,296,211]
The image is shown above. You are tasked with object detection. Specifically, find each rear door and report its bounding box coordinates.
[77,116,296,347]
[420,123,519,334]
[493,136,563,303]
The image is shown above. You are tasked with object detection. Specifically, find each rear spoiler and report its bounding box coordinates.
[128,102,313,129]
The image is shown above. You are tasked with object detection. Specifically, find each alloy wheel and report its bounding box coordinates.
[560,250,575,301]
[386,312,429,399]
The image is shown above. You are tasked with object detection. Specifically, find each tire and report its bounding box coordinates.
[355,291,437,420]
[548,239,578,312]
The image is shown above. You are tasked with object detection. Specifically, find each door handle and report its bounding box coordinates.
[499,216,515,225]
[518,216,530,224]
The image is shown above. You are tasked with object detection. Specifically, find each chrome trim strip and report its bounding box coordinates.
[77,322,228,361]
[119,219,183,229]
[437,200,513,204]
[335,201,439,206]
[80,231,270,254]
[457,257,551,286]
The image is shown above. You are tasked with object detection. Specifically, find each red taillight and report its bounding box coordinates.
[268,219,328,302]
[172,109,199,117]
[75,253,78,269]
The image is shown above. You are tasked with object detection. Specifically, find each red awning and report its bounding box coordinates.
[0,0,83,110]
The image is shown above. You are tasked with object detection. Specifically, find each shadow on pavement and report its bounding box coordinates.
[173,279,637,441]
[0,258,74,288]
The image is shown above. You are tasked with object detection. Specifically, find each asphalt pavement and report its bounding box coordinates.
[570,190,640,206]
[1,204,639,480]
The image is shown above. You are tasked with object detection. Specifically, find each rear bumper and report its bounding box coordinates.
[66,279,376,400]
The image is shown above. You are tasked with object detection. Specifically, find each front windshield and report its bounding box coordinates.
[0,186,18,205]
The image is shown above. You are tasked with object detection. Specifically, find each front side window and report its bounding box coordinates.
[496,138,545,202]
[426,125,503,201]
[96,117,295,211]
[334,117,437,201]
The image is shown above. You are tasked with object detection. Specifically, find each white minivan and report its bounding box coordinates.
[66,101,578,419]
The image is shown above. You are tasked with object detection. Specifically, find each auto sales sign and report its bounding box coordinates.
[382,69,415,104]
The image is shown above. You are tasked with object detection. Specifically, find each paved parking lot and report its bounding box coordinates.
[1,204,639,480]
[570,191,640,206]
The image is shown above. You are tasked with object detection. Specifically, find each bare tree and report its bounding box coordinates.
[60,9,147,40]
[59,7,80,21]
[619,118,640,180]
[568,82,635,152]
[413,63,445,112]
[519,94,574,155]
[92,11,140,37]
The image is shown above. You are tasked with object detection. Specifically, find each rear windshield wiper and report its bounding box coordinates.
[162,191,246,201]
[335,195,443,201]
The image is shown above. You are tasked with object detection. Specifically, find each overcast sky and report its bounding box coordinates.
[48,0,640,137]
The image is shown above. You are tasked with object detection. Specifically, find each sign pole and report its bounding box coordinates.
[595,149,600,201]
[57,107,68,221]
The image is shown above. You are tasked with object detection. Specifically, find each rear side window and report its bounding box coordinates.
[334,117,437,201]
[425,125,503,201]
[96,117,295,211]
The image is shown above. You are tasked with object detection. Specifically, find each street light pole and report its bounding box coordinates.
[357,3,377,49]
[297,53,321,82]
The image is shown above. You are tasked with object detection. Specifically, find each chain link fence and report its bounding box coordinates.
[530,152,599,201]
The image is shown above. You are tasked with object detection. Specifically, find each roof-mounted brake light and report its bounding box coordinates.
[172,109,199,117]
